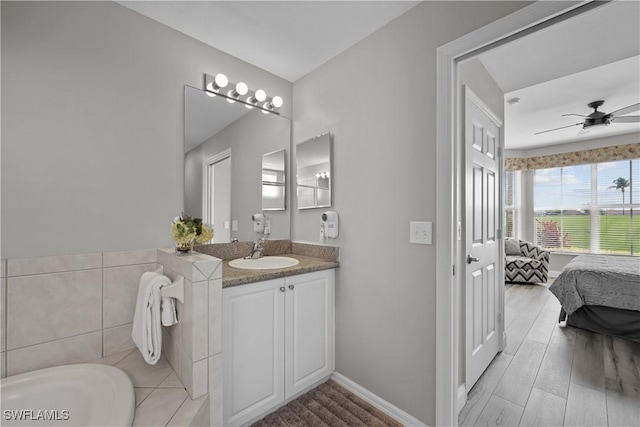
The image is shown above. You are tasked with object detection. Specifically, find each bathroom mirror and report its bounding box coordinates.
[296,132,332,209]
[184,85,291,242]
[262,149,286,210]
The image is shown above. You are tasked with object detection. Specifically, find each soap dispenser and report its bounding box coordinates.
[252,213,265,234]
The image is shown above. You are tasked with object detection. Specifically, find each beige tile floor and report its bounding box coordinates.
[94,349,207,426]
[459,281,640,427]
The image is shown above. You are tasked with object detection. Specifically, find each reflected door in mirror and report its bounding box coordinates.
[204,151,231,243]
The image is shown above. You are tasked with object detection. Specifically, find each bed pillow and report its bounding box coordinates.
[505,238,521,255]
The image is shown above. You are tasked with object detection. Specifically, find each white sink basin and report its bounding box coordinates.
[229,256,300,270]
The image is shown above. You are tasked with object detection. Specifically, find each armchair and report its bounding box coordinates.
[505,239,550,284]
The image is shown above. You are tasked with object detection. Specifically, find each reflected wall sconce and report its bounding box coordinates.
[204,73,283,115]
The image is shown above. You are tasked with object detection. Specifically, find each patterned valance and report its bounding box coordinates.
[505,142,640,171]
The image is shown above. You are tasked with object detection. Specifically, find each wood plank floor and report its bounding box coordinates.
[459,281,640,427]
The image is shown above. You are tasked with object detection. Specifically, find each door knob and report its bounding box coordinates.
[467,255,479,264]
[289,285,295,290]
[280,287,285,292]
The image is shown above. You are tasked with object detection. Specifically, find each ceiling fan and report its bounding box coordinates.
[535,100,640,135]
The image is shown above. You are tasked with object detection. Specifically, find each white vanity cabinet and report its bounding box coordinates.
[222,269,335,427]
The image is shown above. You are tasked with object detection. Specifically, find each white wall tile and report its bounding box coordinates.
[1,351,6,378]
[7,269,102,349]
[103,263,158,328]
[7,253,102,277]
[103,323,135,357]
[194,259,222,280]
[167,394,208,427]
[132,388,188,427]
[115,350,173,388]
[162,328,181,379]
[6,331,102,376]
[103,249,157,267]
[209,354,222,427]
[208,278,222,356]
[157,248,220,282]
[192,281,208,362]
[1,277,5,353]
[180,278,194,361]
[192,358,208,398]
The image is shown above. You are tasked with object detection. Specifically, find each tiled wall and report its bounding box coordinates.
[157,248,223,426]
[0,249,157,377]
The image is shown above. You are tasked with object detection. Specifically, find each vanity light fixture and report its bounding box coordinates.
[204,73,283,115]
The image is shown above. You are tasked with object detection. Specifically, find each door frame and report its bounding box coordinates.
[434,1,599,425]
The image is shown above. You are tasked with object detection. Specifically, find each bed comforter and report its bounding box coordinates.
[549,255,640,315]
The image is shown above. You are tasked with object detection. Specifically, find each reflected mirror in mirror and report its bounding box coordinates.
[262,149,286,210]
[296,133,332,209]
[184,86,291,242]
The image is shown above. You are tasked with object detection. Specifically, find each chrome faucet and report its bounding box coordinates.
[245,238,266,259]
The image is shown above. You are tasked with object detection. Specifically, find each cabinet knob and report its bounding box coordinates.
[280,287,285,292]
[289,285,295,290]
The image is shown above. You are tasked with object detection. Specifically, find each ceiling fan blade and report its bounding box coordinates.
[612,116,640,123]
[562,114,588,118]
[534,123,583,135]
[609,103,640,117]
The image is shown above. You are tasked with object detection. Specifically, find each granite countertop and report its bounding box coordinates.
[222,253,338,288]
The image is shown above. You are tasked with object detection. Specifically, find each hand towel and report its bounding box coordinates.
[131,271,171,365]
[161,297,178,326]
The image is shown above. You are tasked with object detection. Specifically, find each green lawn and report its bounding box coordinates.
[536,214,640,255]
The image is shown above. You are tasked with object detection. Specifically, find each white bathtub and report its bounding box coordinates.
[0,364,135,426]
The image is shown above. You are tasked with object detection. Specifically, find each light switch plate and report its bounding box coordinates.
[410,221,433,245]
[224,221,230,230]
[232,220,238,231]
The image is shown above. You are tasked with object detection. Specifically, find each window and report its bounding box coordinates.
[504,170,518,239]
[533,159,640,256]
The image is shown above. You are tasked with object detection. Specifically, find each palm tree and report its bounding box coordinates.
[610,177,630,215]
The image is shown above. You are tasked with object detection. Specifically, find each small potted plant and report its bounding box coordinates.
[172,214,214,253]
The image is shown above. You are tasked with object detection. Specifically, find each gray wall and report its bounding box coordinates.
[1,1,291,258]
[291,2,528,424]
[184,109,291,242]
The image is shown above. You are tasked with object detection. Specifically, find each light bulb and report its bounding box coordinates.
[205,82,216,97]
[235,82,248,96]
[271,96,283,108]
[255,90,267,102]
[214,73,228,89]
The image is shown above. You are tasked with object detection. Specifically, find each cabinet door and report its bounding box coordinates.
[285,270,335,398]
[223,279,285,427]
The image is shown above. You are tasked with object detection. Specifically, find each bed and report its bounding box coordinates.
[549,255,640,342]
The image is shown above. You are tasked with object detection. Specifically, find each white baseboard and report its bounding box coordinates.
[457,384,467,415]
[331,372,427,427]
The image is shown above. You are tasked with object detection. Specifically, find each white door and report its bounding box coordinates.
[222,279,285,427]
[204,150,231,243]
[285,270,335,398]
[464,86,502,390]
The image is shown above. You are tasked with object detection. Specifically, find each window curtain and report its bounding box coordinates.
[505,142,640,171]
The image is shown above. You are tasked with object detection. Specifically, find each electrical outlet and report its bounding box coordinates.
[224,221,230,230]
[264,220,271,235]
[410,221,433,245]
[232,220,238,231]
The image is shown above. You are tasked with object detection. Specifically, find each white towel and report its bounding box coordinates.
[131,271,171,365]
[161,297,178,327]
